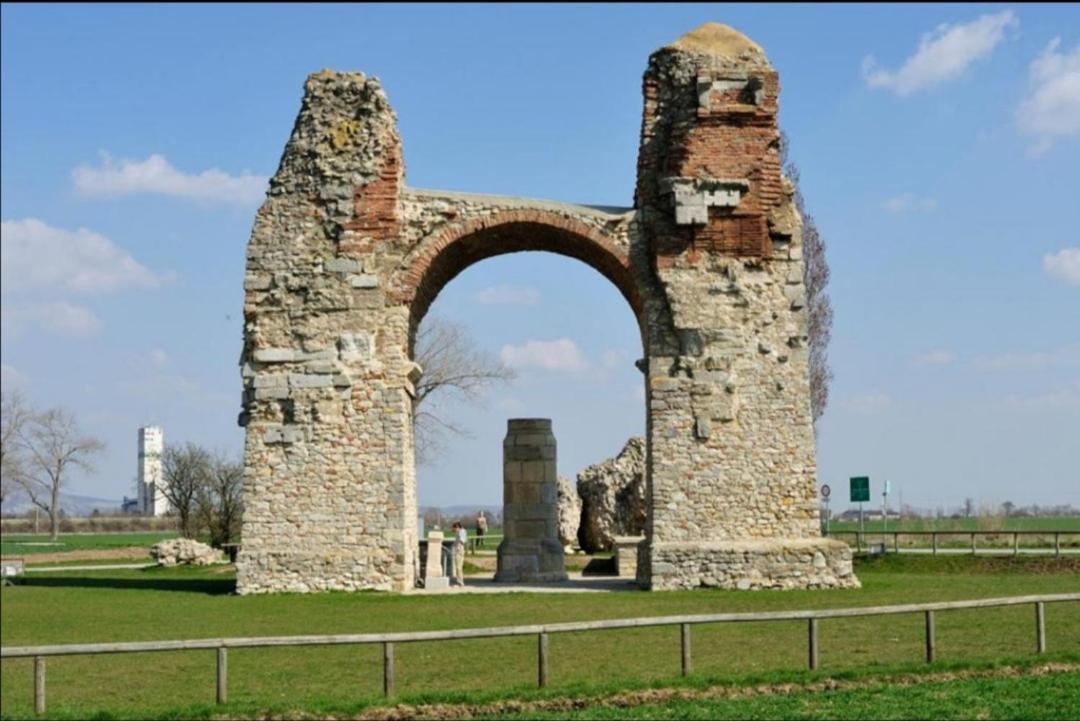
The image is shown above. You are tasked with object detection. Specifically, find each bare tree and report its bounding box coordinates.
[1,390,33,506]
[14,406,104,540]
[412,316,516,464]
[780,133,834,425]
[161,442,212,538]
[1002,500,1015,518]
[963,497,975,519]
[196,451,244,547]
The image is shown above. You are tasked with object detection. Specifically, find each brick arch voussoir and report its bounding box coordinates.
[391,210,643,352]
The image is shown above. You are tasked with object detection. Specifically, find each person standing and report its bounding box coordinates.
[475,510,488,549]
[451,522,467,586]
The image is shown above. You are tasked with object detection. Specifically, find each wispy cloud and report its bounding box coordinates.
[474,285,540,306]
[882,194,937,213]
[840,393,893,415]
[862,11,1017,96]
[73,152,267,206]
[500,338,588,372]
[148,349,170,369]
[1018,38,1080,157]
[0,363,27,388]
[1,218,171,294]
[1,301,101,338]
[1043,247,1080,286]
[913,349,956,366]
[1002,380,1080,410]
[974,346,1080,371]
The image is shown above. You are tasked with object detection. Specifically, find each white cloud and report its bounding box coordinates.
[0,364,27,388]
[500,338,588,372]
[1018,38,1080,157]
[72,152,267,206]
[2,301,101,337]
[841,393,893,415]
[974,346,1080,371]
[913,349,956,366]
[1003,380,1080,410]
[882,194,937,213]
[1043,247,1080,287]
[1,218,170,294]
[600,349,629,369]
[862,11,1017,96]
[473,285,540,306]
[148,349,170,369]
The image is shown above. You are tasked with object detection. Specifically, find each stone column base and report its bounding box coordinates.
[495,538,568,583]
[638,538,859,591]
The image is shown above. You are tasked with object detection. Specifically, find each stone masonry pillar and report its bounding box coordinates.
[496,419,567,583]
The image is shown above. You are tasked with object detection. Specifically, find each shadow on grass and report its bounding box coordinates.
[18,574,235,595]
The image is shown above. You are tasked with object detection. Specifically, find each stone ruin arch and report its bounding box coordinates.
[236,23,858,594]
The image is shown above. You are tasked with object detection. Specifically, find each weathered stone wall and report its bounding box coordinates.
[237,23,856,594]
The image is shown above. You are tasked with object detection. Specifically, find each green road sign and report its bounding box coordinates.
[850,476,870,502]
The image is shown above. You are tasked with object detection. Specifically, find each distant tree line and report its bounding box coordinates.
[1,390,104,540]
[160,442,244,548]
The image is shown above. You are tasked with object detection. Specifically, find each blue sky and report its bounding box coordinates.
[2,4,1077,512]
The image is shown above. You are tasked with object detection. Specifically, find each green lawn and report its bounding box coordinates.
[1,556,1078,719]
[495,666,1080,720]
[828,516,1080,534]
[0,532,178,556]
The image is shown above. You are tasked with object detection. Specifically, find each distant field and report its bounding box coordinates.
[0,531,178,556]
[1,555,1078,719]
[829,516,1080,534]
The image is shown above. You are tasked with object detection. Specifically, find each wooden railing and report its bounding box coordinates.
[826,530,1078,556]
[3,593,1077,715]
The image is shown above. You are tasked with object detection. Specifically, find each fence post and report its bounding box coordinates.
[1055,533,1061,558]
[383,641,395,697]
[971,532,976,555]
[33,656,45,715]
[1014,533,1019,556]
[538,632,549,688]
[894,532,899,553]
[680,623,691,677]
[1036,602,1046,654]
[808,618,819,670]
[216,647,227,704]
[924,610,935,663]
[932,533,938,556]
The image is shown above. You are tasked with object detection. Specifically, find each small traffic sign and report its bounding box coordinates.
[821,484,831,498]
[850,476,870,502]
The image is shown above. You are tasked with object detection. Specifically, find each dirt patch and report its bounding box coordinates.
[351,662,1080,720]
[3,547,152,564]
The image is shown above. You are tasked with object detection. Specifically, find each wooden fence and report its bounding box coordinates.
[2,592,1077,715]
[826,529,1078,556]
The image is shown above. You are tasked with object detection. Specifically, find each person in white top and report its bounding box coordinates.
[451,521,467,586]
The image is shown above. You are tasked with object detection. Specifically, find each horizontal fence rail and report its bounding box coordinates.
[3,593,1077,714]
[825,529,1078,556]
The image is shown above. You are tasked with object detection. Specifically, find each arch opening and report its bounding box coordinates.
[399,217,646,359]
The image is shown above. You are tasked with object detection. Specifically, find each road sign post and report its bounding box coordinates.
[821,484,832,536]
[883,480,892,550]
[850,477,870,550]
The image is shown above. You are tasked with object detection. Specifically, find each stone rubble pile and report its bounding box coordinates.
[151,538,225,566]
[556,475,581,551]
[577,437,647,553]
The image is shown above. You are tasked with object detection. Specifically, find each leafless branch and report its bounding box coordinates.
[412,316,515,464]
[780,132,834,426]
[13,405,104,539]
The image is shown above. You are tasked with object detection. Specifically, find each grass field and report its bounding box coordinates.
[1,555,1078,719]
[0,532,178,557]
[494,665,1080,720]
[828,516,1080,534]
